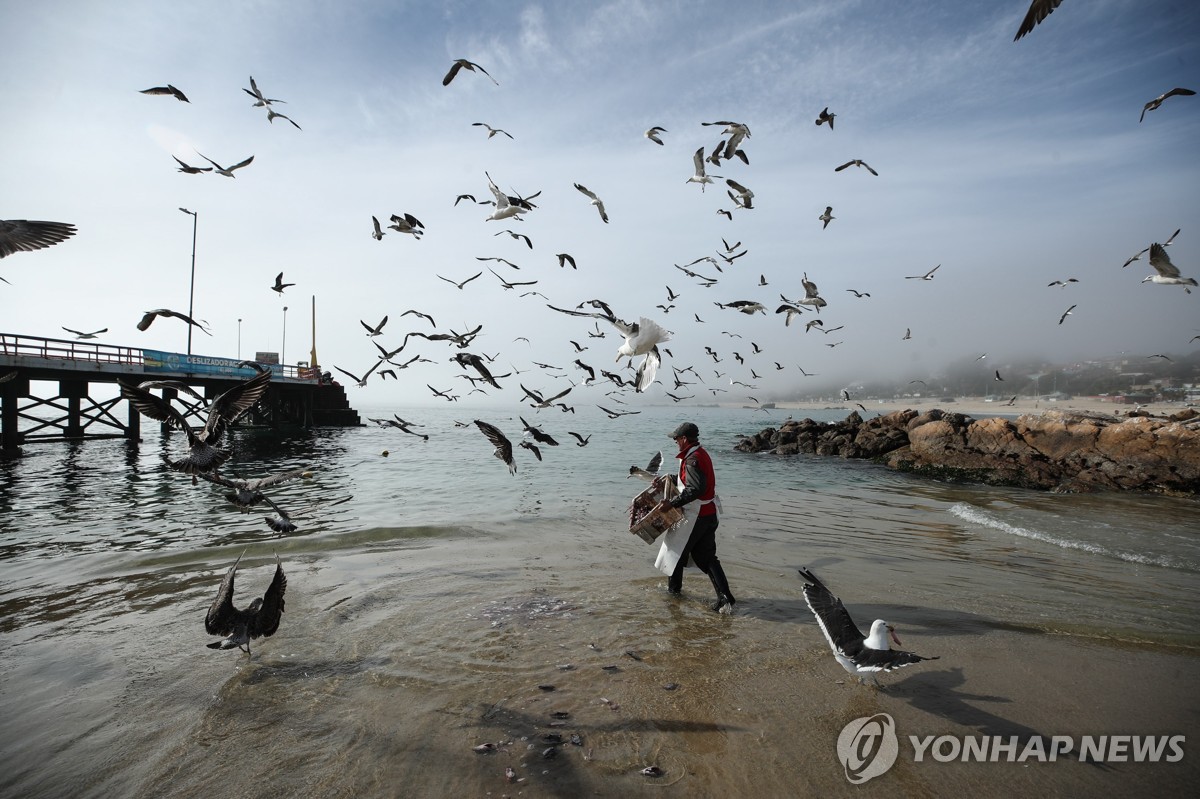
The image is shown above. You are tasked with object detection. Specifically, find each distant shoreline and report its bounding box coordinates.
[716,396,1192,420]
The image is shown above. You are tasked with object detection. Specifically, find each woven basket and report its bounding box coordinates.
[628,479,685,544]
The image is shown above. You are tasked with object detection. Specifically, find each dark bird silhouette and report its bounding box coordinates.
[140,84,189,102]
[475,420,516,474]
[815,107,836,129]
[0,219,77,258]
[137,308,211,335]
[520,416,559,446]
[271,272,294,294]
[567,431,591,447]
[1013,0,1063,41]
[1140,87,1195,123]
[834,159,878,176]
[1058,304,1076,325]
[443,59,498,86]
[205,552,286,656]
[121,368,270,474]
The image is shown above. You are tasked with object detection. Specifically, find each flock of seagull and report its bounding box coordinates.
[2,2,1196,675]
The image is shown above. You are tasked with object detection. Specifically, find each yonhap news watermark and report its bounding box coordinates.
[837,713,1185,784]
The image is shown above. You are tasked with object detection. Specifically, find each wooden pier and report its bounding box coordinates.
[0,333,361,453]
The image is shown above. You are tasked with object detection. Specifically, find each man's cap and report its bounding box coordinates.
[669,422,699,439]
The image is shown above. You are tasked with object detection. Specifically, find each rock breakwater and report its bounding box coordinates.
[734,408,1200,494]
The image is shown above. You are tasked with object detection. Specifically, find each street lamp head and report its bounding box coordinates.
[179,207,196,216]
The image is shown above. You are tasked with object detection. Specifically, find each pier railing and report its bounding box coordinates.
[0,332,313,381]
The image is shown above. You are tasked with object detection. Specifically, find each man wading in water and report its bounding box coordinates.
[654,422,736,612]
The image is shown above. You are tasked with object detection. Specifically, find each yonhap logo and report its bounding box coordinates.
[837,713,899,783]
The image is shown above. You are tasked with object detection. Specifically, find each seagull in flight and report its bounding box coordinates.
[819,206,834,229]
[438,271,483,290]
[371,216,385,240]
[172,156,212,174]
[140,84,189,102]
[905,264,941,281]
[1047,278,1078,288]
[556,252,577,269]
[361,316,388,336]
[443,59,499,86]
[474,420,516,474]
[494,229,532,248]
[629,450,663,481]
[197,153,254,178]
[1058,304,1076,325]
[472,122,513,139]
[644,126,667,145]
[387,213,424,237]
[121,368,270,474]
[574,183,609,223]
[137,308,211,335]
[1013,0,1063,41]
[798,567,939,686]
[243,76,285,107]
[815,107,836,129]
[1140,87,1195,123]
[0,219,77,258]
[834,159,878,176]
[271,272,294,294]
[686,147,719,192]
[726,179,754,209]
[62,326,107,339]
[484,172,529,222]
[205,552,286,656]
[334,361,382,388]
[1143,243,1197,291]
[266,108,302,130]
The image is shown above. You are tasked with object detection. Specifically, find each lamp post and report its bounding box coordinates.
[282,306,288,371]
[237,318,242,359]
[178,208,198,356]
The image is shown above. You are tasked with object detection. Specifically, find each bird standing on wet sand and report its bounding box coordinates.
[0,219,77,258]
[206,552,286,656]
[797,567,938,686]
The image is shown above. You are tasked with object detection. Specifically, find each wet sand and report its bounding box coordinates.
[65,535,1194,799]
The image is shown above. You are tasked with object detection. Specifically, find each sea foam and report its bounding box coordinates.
[948,503,1193,571]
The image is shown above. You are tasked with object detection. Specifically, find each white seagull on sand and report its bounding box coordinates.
[798,567,939,686]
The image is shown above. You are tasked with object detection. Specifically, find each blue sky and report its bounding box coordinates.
[3,0,1198,407]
